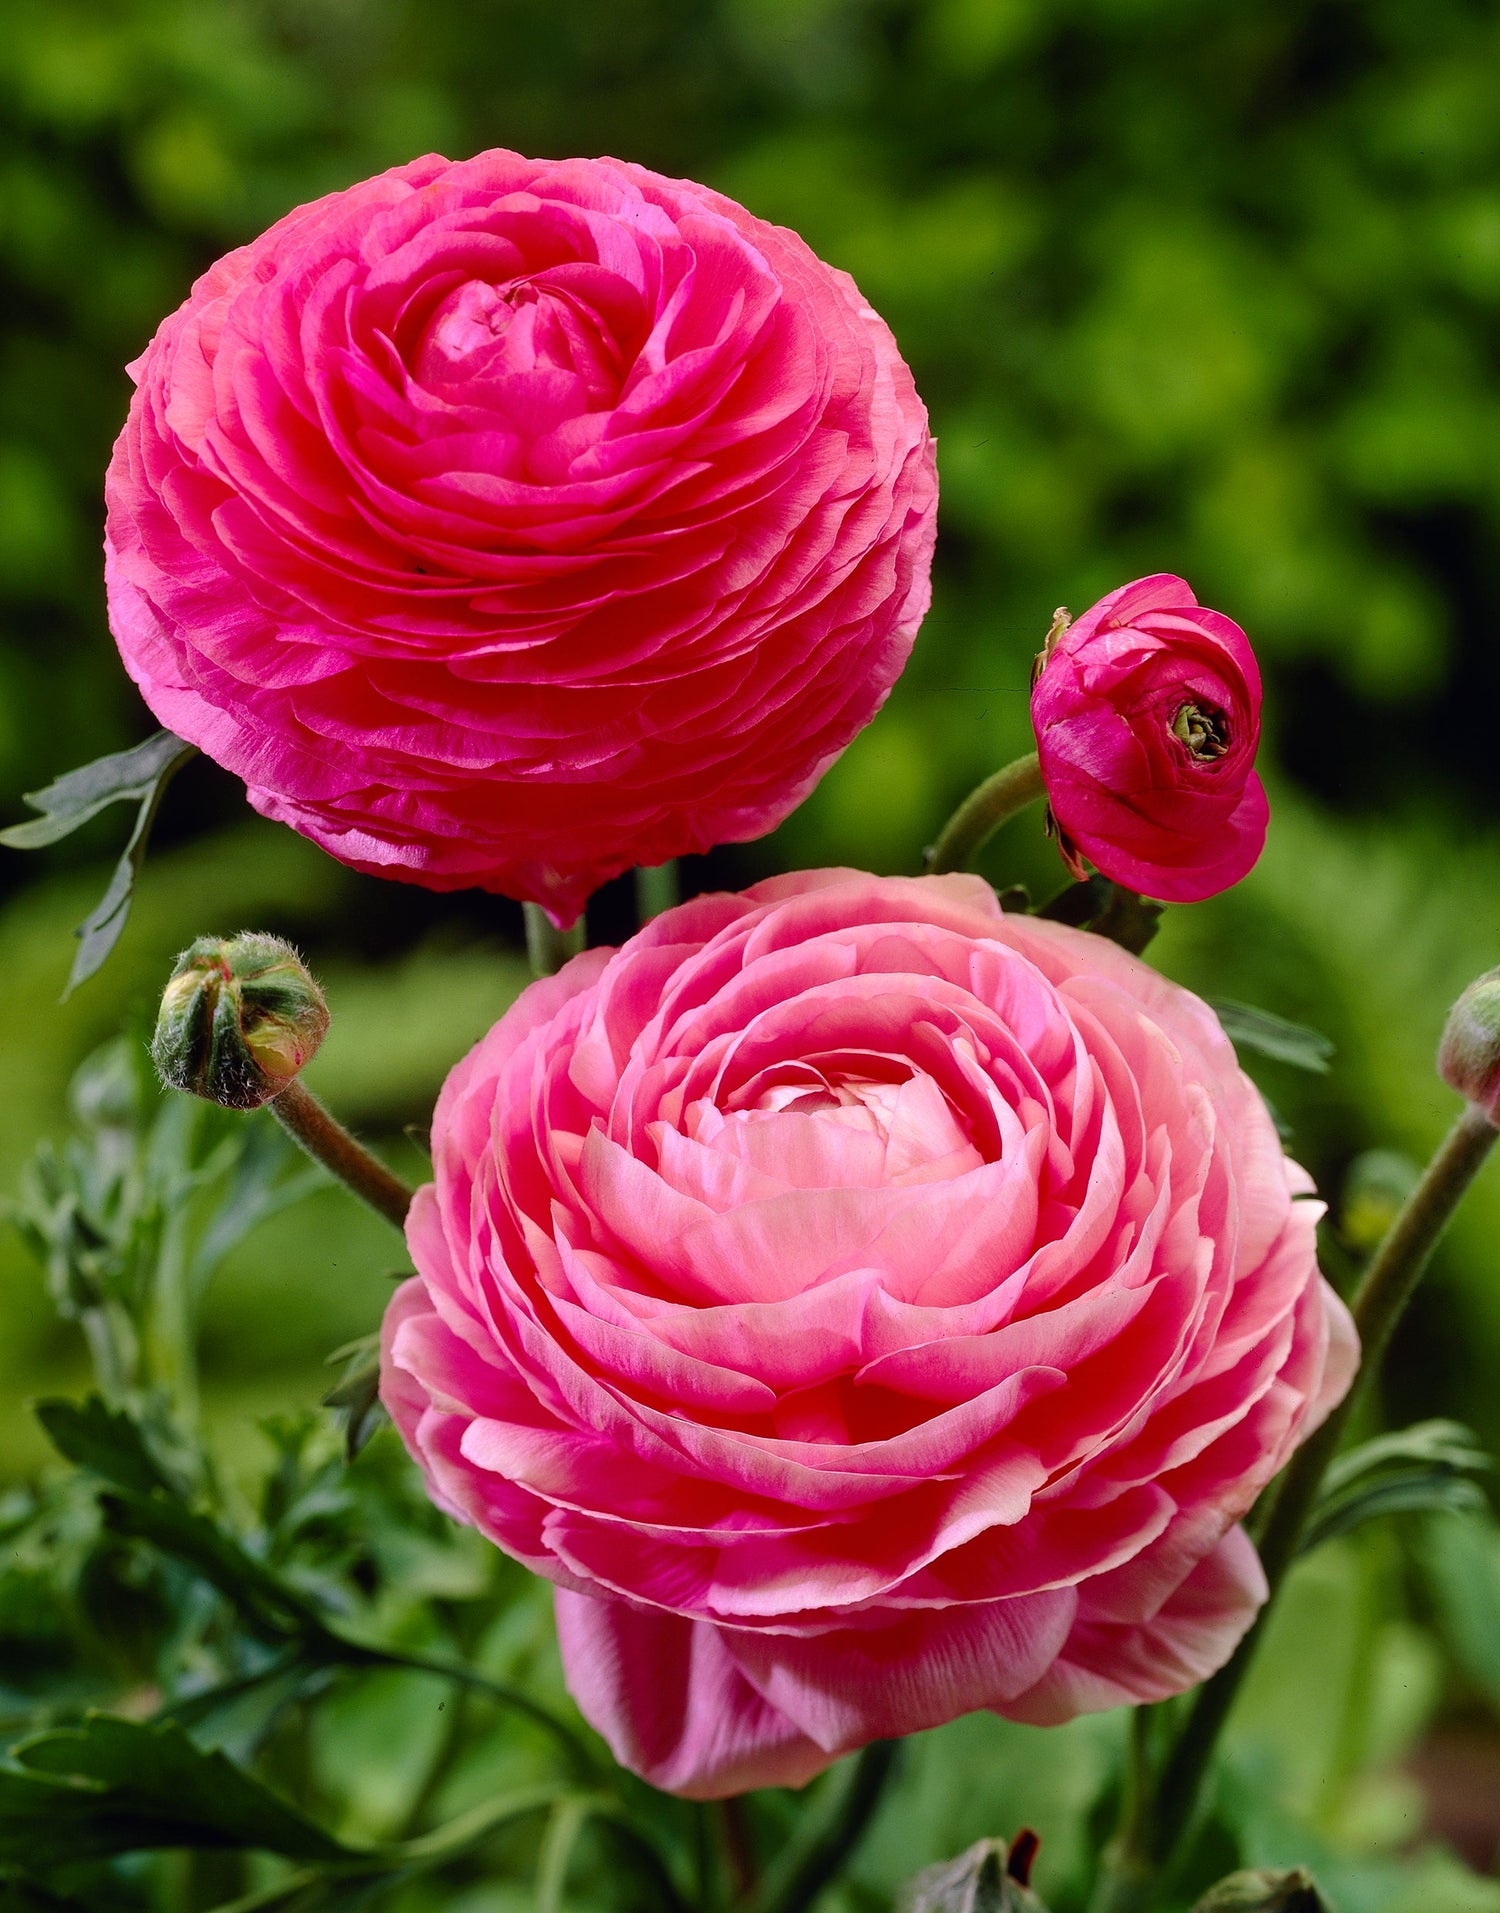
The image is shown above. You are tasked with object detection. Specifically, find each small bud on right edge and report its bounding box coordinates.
[1438,967,1500,1126]
[152,933,328,1111]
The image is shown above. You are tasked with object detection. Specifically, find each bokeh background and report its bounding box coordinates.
[7,0,1500,1903]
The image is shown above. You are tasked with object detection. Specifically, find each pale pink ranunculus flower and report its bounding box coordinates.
[382,870,1355,1796]
[105,153,937,925]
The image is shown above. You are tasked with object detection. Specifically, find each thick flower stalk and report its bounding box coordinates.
[381,870,1355,1798]
[105,150,937,924]
[1031,575,1268,902]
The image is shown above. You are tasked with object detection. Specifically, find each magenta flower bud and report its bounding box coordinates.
[152,933,328,1110]
[1030,574,1269,903]
[1438,967,1500,1124]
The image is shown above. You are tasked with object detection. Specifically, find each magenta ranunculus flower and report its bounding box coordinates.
[381,869,1355,1798]
[1031,575,1269,904]
[105,153,937,924]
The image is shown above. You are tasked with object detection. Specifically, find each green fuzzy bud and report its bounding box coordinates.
[1438,967,1500,1126]
[1190,1867,1329,1913]
[152,933,328,1110]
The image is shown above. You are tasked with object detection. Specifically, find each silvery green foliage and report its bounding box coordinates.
[0,730,196,993]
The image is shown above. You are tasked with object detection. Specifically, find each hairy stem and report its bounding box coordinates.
[1090,1103,1499,1912]
[268,1078,413,1230]
[925,752,1046,875]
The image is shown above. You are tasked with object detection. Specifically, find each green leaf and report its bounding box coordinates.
[0,732,193,852]
[0,730,197,996]
[191,1120,325,1298]
[1423,1509,1500,1712]
[1208,1000,1334,1074]
[1302,1421,1490,1554]
[34,1395,181,1499]
[0,1714,350,1870]
[99,1491,332,1642]
[1033,877,1162,955]
[323,1337,387,1462]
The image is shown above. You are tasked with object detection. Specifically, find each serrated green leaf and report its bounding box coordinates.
[0,1714,350,1869]
[34,1396,180,1499]
[99,1491,331,1642]
[0,732,192,851]
[1208,999,1334,1074]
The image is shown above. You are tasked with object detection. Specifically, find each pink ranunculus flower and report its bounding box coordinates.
[1031,575,1269,904]
[381,870,1355,1797]
[105,153,937,925]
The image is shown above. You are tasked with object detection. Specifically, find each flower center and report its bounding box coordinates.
[414,278,623,409]
[1170,700,1230,761]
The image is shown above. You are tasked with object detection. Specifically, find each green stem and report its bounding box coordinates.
[637,859,680,922]
[526,901,587,977]
[1090,1102,1498,1912]
[268,1078,413,1230]
[925,752,1045,875]
[756,1741,899,1913]
[326,1638,604,1780]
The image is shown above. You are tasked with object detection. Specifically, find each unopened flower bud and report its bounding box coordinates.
[1438,967,1500,1125]
[152,933,328,1110]
[1191,1867,1329,1912]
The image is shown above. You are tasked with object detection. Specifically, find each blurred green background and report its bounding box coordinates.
[7,0,1500,1897]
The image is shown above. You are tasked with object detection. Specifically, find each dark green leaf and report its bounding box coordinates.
[1033,877,1161,955]
[0,1714,350,1869]
[99,1491,331,1642]
[34,1396,180,1499]
[0,733,193,852]
[1301,1471,1487,1552]
[0,1882,96,1912]
[1208,1000,1334,1074]
[323,1339,387,1462]
[1034,875,1112,927]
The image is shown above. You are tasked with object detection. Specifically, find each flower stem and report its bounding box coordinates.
[525,901,587,977]
[925,752,1046,875]
[637,859,680,922]
[1089,1102,1498,1912]
[756,1741,899,1913]
[268,1077,414,1230]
